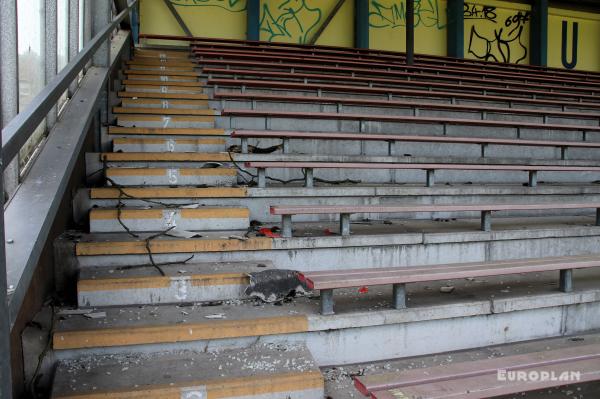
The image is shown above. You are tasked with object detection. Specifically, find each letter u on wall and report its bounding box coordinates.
[561,20,578,69]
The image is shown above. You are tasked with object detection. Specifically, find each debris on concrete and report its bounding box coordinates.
[245,269,308,303]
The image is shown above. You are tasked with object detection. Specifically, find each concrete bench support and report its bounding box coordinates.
[282,137,290,153]
[481,210,492,232]
[560,269,573,293]
[257,167,266,188]
[340,213,351,236]
[393,283,406,309]
[241,137,248,153]
[282,214,293,238]
[426,169,435,187]
[305,168,314,188]
[320,289,334,315]
[528,171,538,187]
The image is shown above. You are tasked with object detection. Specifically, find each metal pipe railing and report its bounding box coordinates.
[1,0,138,169]
[0,2,138,397]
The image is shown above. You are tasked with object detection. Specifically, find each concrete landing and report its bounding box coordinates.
[52,343,324,399]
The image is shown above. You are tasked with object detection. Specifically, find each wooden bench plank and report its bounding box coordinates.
[194,47,600,85]
[232,129,600,159]
[371,358,600,399]
[211,78,600,111]
[355,343,600,395]
[218,93,600,121]
[204,67,600,98]
[222,108,600,132]
[270,202,600,237]
[299,254,600,315]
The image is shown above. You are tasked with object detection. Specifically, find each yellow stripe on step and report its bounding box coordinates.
[90,187,247,199]
[78,273,249,292]
[108,127,225,135]
[113,108,215,116]
[53,370,324,399]
[105,168,236,177]
[100,152,230,162]
[89,208,249,220]
[76,237,271,256]
[112,138,225,145]
[53,315,308,349]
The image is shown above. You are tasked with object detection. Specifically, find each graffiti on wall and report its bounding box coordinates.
[259,0,323,43]
[368,0,445,30]
[168,0,247,11]
[465,2,529,64]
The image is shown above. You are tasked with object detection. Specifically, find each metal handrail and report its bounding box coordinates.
[1,0,138,167]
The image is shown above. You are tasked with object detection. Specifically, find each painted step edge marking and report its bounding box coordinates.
[108,127,227,136]
[75,237,271,256]
[112,138,226,145]
[118,92,208,100]
[116,115,214,122]
[53,315,308,349]
[105,168,237,177]
[89,208,250,220]
[122,80,204,87]
[78,272,249,292]
[100,152,231,162]
[52,370,324,399]
[89,187,247,199]
[113,107,216,116]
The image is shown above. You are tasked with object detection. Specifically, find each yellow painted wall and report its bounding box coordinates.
[369,0,447,56]
[548,7,600,72]
[140,0,247,46]
[464,0,530,64]
[259,0,354,47]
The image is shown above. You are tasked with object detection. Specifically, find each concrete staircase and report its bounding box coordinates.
[45,44,600,398]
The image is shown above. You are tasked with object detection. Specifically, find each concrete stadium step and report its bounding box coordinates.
[105,166,237,186]
[124,84,205,95]
[108,126,226,137]
[51,343,324,399]
[77,260,272,307]
[119,98,209,109]
[116,114,215,128]
[71,216,600,270]
[122,79,205,88]
[48,267,600,365]
[124,73,200,83]
[127,59,196,68]
[88,207,250,233]
[97,152,232,169]
[89,186,247,200]
[124,68,202,77]
[80,185,600,224]
[118,91,208,100]
[134,49,191,59]
[126,64,197,73]
[112,138,226,153]
[113,107,216,116]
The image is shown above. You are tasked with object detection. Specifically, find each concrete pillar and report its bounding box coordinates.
[68,0,79,96]
[355,0,369,49]
[1,0,19,201]
[45,0,58,130]
[247,0,259,41]
[405,0,414,65]
[0,1,13,396]
[447,0,464,58]
[530,0,548,67]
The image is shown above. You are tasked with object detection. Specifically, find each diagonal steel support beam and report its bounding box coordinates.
[162,0,192,37]
[309,0,346,45]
